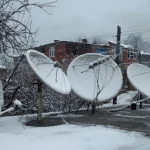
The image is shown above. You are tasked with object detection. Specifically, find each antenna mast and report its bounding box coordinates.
[113,25,121,105]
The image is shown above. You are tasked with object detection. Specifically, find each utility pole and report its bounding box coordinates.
[113,26,121,105]
[116,26,121,65]
[138,50,143,108]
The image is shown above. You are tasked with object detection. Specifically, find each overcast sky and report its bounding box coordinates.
[30,0,150,46]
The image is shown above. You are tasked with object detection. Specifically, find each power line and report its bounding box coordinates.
[122,30,150,36]
[122,28,150,33]
[86,28,150,40]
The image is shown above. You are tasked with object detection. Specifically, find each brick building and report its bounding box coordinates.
[108,41,150,90]
[34,39,111,62]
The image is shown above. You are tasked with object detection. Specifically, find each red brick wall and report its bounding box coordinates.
[65,43,92,56]
[44,46,49,57]
[44,44,66,62]
[121,49,138,91]
[55,44,66,62]
[122,49,138,65]
[106,47,112,55]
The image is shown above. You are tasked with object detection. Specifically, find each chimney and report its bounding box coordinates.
[82,39,87,44]
[54,40,60,43]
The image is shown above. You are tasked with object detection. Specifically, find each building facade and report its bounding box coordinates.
[35,39,111,63]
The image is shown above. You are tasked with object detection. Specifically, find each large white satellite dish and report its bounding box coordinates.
[67,53,123,103]
[26,50,71,95]
[0,80,4,112]
[127,63,150,97]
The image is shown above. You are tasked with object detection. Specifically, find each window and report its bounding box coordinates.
[128,50,136,60]
[49,47,55,57]
[112,46,122,59]
[96,48,107,55]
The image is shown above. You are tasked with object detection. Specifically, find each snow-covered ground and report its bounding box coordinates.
[117,91,138,104]
[0,115,150,150]
[102,91,138,108]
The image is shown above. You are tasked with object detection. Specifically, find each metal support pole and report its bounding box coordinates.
[139,94,143,109]
[92,102,96,114]
[37,80,42,122]
[113,26,121,105]
[139,50,141,64]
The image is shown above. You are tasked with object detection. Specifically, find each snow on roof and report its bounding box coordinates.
[140,51,150,55]
[92,43,107,47]
[120,44,132,49]
[108,41,133,49]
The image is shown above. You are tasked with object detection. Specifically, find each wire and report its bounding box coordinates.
[55,67,58,82]
[45,66,55,79]
[82,28,150,40]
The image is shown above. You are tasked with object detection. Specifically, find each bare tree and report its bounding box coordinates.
[124,33,144,50]
[0,0,57,55]
[123,33,150,52]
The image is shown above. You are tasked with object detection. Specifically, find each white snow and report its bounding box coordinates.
[140,108,150,112]
[14,99,22,108]
[0,115,150,150]
[140,51,150,55]
[101,91,138,111]
[0,107,14,115]
[117,91,138,104]
[108,41,133,49]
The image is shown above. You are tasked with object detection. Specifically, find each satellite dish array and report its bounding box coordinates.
[25,50,123,103]
[0,49,149,115]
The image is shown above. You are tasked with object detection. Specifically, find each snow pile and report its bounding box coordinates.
[140,51,150,56]
[103,91,138,107]
[0,115,150,150]
[117,91,138,104]
[14,99,22,108]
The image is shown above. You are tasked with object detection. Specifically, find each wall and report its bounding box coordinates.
[122,49,138,66]
[44,43,66,62]
[92,45,111,55]
[44,42,92,63]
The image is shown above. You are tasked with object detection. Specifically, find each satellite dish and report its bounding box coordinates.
[127,63,150,97]
[0,80,4,112]
[67,53,123,103]
[26,50,71,95]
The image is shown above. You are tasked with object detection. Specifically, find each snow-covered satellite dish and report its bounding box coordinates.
[67,53,123,103]
[26,50,71,95]
[127,63,150,97]
[0,80,4,112]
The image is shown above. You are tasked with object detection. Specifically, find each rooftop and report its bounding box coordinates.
[108,40,133,49]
